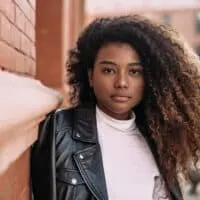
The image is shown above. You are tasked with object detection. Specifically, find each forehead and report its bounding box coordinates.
[95,42,141,62]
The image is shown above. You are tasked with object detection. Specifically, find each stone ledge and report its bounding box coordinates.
[0,71,63,174]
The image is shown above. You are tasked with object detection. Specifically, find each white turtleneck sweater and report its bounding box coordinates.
[96,106,169,200]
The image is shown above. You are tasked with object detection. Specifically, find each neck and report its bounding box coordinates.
[97,104,132,120]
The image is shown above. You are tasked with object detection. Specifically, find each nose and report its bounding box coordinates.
[114,72,129,89]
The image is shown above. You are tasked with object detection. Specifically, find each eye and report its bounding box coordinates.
[129,69,143,76]
[102,67,115,75]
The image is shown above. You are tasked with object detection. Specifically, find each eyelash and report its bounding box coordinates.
[129,69,143,75]
[102,67,143,76]
[102,67,115,74]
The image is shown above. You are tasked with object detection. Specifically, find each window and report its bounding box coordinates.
[162,14,171,25]
[196,12,200,32]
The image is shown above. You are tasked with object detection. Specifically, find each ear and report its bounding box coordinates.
[88,69,93,87]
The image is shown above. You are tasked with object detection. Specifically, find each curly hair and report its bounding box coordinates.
[66,15,200,189]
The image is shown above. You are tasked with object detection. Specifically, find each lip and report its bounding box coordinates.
[111,95,131,102]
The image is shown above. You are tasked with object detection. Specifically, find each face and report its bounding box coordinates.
[88,42,144,120]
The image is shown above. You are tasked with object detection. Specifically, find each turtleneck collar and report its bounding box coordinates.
[96,106,137,133]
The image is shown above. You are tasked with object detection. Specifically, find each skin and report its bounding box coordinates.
[88,42,145,120]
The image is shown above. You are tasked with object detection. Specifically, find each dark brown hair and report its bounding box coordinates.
[67,15,200,189]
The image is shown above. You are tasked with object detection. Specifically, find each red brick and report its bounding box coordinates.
[15,0,27,14]
[15,51,25,73]
[12,25,21,50]
[31,44,36,59]
[29,7,35,25]
[28,58,36,76]
[23,56,35,75]
[24,56,31,75]
[15,6,26,32]
[29,41,35,58]
[7,0,15,22]
[15,0,32,23]
[0,14,12,45]
[31,59,36,76]
[25,19,35,42]
[0,40,16,71]
[28,0,36,10]
[18,54,33,75]
[0,0,15,22]
[20,34,30,55]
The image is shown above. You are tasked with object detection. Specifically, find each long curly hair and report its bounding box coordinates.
[67,15,200,189]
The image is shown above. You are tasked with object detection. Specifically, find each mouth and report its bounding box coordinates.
[111,95,131,102]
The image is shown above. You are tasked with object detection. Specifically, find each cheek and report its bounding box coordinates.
[132,79,145,95]
[92,74,111,91]
[93,81,109,94]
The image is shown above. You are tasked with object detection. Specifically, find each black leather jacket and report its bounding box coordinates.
[31,103,183,200]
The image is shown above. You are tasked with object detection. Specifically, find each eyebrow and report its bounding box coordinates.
[98,60,142,67]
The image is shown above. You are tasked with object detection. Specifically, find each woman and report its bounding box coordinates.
[31,15,200,200]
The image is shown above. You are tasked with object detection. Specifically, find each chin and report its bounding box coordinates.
[110,107,130,115]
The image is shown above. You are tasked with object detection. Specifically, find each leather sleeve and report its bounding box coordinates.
[31,111,57,200]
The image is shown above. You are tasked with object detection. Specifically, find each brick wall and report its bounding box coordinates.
[0,1,85,199]
[0,150,30,200]
[0,1,36,200]
[0,0,36,76]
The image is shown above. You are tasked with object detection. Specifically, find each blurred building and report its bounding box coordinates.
[86,0,200,55]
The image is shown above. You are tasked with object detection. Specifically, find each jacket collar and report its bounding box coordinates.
[72,102,98,143]
[71,102,109,200]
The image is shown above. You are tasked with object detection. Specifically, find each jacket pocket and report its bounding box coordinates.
[57,169,84,185]
[56,170,91,200]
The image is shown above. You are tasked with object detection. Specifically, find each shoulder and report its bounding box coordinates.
[53,102,95,132]
[52,106,76,132]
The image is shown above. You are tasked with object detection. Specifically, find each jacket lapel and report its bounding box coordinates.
[73,145,108,200]
[72,103,108,200]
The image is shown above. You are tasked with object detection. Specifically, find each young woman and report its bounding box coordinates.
[31,15,200,200]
